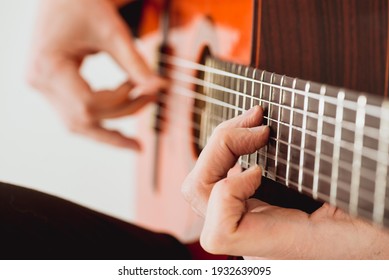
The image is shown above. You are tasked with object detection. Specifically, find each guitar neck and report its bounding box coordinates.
[198,56,389,227]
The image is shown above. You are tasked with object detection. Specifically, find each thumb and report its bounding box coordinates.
[200,165,263,254]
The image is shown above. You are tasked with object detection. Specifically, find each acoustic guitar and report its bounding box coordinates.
[121,0,389,242]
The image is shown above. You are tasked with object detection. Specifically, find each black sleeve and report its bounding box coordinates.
[0,182,190,260]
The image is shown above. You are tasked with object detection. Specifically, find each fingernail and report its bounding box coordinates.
[248,125,269,133]
[248,164,262,171]
[243,105,260,116]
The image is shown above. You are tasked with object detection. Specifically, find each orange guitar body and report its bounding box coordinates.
[131,0,388,242]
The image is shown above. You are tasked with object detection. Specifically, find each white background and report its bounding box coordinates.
[0,0,139,221]
[0,260,388,280]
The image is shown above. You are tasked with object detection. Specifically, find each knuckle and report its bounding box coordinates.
[213,122,229,136]
[214,179,235,200]
[213,127,232,148]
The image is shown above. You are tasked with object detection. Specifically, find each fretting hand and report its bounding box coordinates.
[182,105,389,259]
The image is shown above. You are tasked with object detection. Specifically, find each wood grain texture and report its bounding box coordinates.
[259,0,388,96]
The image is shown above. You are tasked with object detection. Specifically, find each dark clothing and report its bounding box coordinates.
[0,182,191,260]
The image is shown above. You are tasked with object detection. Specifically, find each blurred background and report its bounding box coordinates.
[0,1,138,222]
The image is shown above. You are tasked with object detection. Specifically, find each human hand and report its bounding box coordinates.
[182,106,389,259]
[26,0,165,150]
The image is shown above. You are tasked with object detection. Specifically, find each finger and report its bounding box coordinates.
[227,163,242,177]
[182,125,268,216]
[80,125,142,151]
[195,117,269,184]
[96,94,157,119]
[200,166,263,253]
[181,106,269,216]
[217,105,264,129]
[129,76,169,97]
[93,81,134,109]
[101,16,155,84]
[202,168,310,257]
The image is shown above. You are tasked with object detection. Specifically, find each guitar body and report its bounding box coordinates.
[131,0,389,241]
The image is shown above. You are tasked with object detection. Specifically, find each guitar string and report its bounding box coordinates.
[239,151,387,207]
[155,81,389,167]
[156,93,380,183]
[154,102,387,208]
[158,63,389,152]
[159,54,389,121]
[159,64,383,139]
[154,54,389,216]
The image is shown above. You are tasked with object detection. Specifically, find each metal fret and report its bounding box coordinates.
[242,67,250,168]
[349,96,367,215]
[286,79,297,187]
[228,64,236,120]
[266,73,276,179]
[235,65,244,167]
[298,82,310,193]
[373,101,389,224]
[330,91,345,205]
[257,70,266,168]
[313,86,326,201]
[235,65,242,118]
[242,67,249,111]
[221,63,229,120]
[251,69,258,167]
[274,76,285,180]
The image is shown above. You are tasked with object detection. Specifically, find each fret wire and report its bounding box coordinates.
[236,65,244,167]
[235,65,242,118]
[274,76,285,185]
[258,71,266,167]
[251,69,258,166]
[163,83,389,167]
[160,54,388,120]
[228,64,236,120]
[374,101,389,223]
[156,97,381,183]
[242,67,250,168]
[349,96,367,215]
[330,91,345,205]
[211,59,216,138]
[266,73,275,179]
[222,62,228,126]
[286,79,297,187]
[162,66,382,138]
[313,86,326,201]
[298,82,310,194]
[215,60,220,133]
